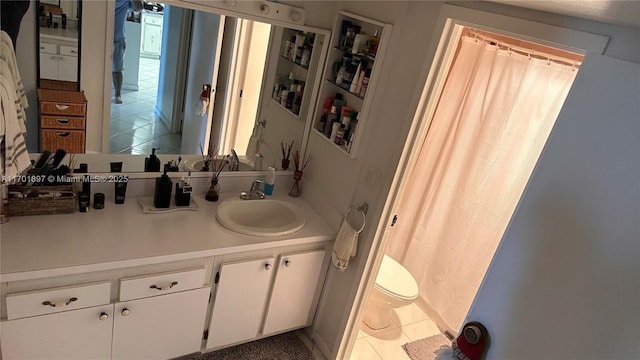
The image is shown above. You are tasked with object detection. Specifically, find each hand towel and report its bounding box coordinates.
[331,219,359,271]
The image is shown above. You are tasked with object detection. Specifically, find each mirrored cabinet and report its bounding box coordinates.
[312,11,392,158]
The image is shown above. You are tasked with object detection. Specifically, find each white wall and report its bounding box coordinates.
[467,54,639,358]
[156,5,186,129]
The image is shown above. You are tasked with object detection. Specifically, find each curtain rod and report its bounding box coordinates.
[466,29,582,68]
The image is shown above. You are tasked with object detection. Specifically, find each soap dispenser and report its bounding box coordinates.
[154,168,173,208]
[145,148,161,172]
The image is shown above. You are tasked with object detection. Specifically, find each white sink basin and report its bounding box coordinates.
[183,158,253,172]
[216,199,306,237]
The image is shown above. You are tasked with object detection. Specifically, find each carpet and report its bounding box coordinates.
[192,332,313,360]
[402,333,457,360]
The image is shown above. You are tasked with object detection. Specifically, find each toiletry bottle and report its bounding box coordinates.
[154,169,173,208]
[111,162,127,204]
[175,173,192,206]
[324,105,338,137]
[145,148,161,172]
[291,83,303,114]
[264,167,276,196]
[335,124,346,145]
[330,121,341,143]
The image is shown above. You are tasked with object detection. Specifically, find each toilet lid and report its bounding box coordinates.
[374,255,419,300]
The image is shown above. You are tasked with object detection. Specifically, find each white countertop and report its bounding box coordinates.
[0,193,335,282]
[39,27,79,43]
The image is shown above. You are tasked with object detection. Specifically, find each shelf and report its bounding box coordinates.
[279,55,309,70]
[325,79,365,101]
[270,98,301,120]
[333,46,376,62]
[312,128,351,156]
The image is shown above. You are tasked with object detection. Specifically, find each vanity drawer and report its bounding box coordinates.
[119,268,207,301]
[6,282,111,320]
[41,129,85,153]
[41,115,85,129]
[59,45,79,56]
[40,100,86,116]
[39,42,57,54]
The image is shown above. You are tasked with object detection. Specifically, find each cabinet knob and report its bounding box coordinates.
[264,263,272,270]
[99,312,109,321]
[284,260,292,267]
[121,308,131,316]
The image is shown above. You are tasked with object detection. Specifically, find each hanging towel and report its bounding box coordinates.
[332,219,359,271]
[1,31,28,115]
[1,74,30,178]
[245,122,264,159]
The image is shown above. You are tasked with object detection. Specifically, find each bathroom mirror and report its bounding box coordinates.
[36,0,82,91]
[29,0,329,173]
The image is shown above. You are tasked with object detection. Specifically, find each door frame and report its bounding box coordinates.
[337,4,609,359]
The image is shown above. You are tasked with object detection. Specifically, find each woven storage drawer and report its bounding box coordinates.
[7,185,76,216]
[41,115,85,129]
[37,89,86,116]
[41,129,85,153]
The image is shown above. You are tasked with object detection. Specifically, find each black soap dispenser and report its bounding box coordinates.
[154,169,173,208]
[145,148,161,172]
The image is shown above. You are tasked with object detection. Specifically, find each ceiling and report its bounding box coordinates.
[487,0,640,28]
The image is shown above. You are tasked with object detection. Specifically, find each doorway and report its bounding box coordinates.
[350,23,586,359]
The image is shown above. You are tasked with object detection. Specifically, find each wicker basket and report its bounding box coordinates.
[7,185,76,216]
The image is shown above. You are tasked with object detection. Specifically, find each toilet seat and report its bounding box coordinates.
[374,255,419,300]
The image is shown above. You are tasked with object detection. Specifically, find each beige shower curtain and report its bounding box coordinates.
[386,36,577,332]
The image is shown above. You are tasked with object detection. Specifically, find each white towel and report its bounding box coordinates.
[1,74,30,178]
[331,219,359,271]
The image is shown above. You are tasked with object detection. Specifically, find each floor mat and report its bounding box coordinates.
[193,332,313,360]
[402,333,457,360]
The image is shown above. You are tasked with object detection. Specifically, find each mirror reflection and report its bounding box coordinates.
[101,2,326,172]
[37,0,81,91]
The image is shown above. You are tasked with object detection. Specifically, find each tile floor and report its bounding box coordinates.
[109,57,182,154]
[350,303,443,360]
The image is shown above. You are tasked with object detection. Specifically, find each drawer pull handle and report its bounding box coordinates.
[56,132,71,137]
[99,312,109,321]
[55,104,70,110]
[56,118,70,125]
[284,260,292,267]
[149,281,178,291]
[121,308,131,316]
[42,297,78,307]
[264,263,272,270]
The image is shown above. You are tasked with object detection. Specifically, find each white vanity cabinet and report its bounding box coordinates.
[111,268,211,359]
[1,282,114,359]
[140,11,163,59]
[206,257,276,349]
[39,41,79,82]
[262,250,326,335]
[206,248,328,350]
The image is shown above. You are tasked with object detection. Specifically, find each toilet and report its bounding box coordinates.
[363,255,419,330]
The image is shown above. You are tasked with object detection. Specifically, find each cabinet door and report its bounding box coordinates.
[1,304,114,359]
[142,23,162,57]
[206,257,275,349]
[40,53,59,80]
[112,287,210,359]
[263,249,326,335]
[58,55,78,82]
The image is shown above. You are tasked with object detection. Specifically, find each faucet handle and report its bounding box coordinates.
[250,180,264,191]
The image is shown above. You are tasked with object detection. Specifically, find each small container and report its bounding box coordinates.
[335,124,346,145]
[205,177,220,202]
[281,158,290,171]
[78,193,89,213]
[93,193,105,210]
[329,122,341,143]
[145,148,161,172]
[264,167,276,196]
[289,170,303,198]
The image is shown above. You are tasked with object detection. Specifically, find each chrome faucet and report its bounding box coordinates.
[229,149,239,171]
[240,180,265,200]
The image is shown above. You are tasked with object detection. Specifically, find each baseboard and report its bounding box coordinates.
[311,332,332,360]
[122,83,139,91]
[154,106,171,130]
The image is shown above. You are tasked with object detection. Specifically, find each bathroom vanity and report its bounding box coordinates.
[0,193,335,358]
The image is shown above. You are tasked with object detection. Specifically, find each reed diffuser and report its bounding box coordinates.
[280,140,294,170]
[205,153,227,202]
[289,150,311,198]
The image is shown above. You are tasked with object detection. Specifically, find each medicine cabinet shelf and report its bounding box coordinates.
[326,79,365,101]
[270,98,301,120]
[280,55,309,70]
[311,11,392,158]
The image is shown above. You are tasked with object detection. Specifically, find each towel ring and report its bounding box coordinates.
[345,204,367,234]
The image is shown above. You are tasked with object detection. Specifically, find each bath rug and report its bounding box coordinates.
[402,333,457,360]
[192,332,313,360]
